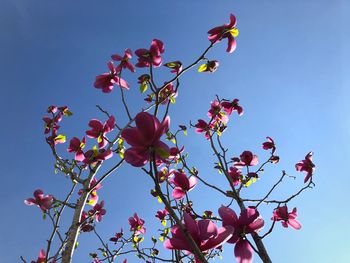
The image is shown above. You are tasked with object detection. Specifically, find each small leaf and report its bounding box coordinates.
[54,134,66,143]
[170,96,176,104]
[198,64,207,72]
[139,83,148,93]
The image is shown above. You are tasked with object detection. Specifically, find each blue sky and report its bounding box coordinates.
[1,0,350,262]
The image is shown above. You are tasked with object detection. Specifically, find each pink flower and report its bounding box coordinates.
[80,211,94,232]
[128,213,146,235]
[25,190,54,212]
[164,61,183,74]
[78,178,102,206]
[82,148,113,165]
[164,212,234,259]
[228,167,242,186]
[171,171,197,200]
[135,39,164,68]
[207,100,228,124]
[94,61,129,93]
[159,82,178,104]
[86,116,115,148]
[90,201,106,222]
[272,206,301,230]
[219,206,264,263]
[194,119,210,140]
[111,48,135,73]
[43,115,61,135]
[67,136,86,162]
[110,229,123,243]
[121,112,170,167]
[208,14,239,53]
[31,249,45,263]
[295,152,315,183]
[155,208,169,225]
[234,151,258,168]
[221,99,243,116]
[262,137,276,154]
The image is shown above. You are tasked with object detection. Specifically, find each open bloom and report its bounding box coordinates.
[228,167,242,186]
[121,112,170,167]
[208,14,239,53]
[78,178,102,206]
[195,119,211,140]
[90,201,106,222]
[135,39,164,68]
[272,206,301,230]
[171,171,197,200]
[155,208,169,226]
[164,212,234,261]
[67,136,86,162]
[234,151,258,168]
[111,48,135,73]
[221,99,243,116]
[207,100,228,124]
[82,148,113,165]
[25,190,54,212]
[219,206,264,263]
[295,152,315,183]
[94,61,129,93]
[128,213,146,235]
[86,116,115,148]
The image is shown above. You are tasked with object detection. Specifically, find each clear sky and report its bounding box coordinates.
[1,0,350,262]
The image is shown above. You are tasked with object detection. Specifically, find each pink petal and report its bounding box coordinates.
[234,239,253,263]
[288,219,301,230]
[184,212,199,240]
[198,220,218,241]
[218,206,238,227]
[124,147,149,167]
[201,226,234,251]
[172,187,186,200]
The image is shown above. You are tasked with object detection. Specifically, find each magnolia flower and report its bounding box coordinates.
[128,213,146,235]
[121,112,170,167]
[164,212,234,261]
[272,206,301,230]
[135,39,164,68]
[208,14,239,53]
[111,48,135,73]
[194,119,210,140]
[219,206,264,263]
[171,171,197,200]
[82,148,113,165]
[25,190,54,212]
[86,116,115,148]
[67,136,86,162]
[221,99,243,116]
[94,61,129,93]
[234,151,258,168]
[295,152,315,183]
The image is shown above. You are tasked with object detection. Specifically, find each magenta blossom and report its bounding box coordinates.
[110,229,123,243]
[25,189,54,212]
[207,100,228,124]
[31,249,56,263]
[78,178,102,206]
[90,201,106,222]
[228,167,242,186]
[171,171,197,200]
[128,213,146,235]
[67,136,86,162]
[43,115,61,135]
[121,112,170,167]
[155,208,169,225]
[219,206,264,263]
[135,39,164,68]
[234,151,258,168]
[272,206,301,230]
[295,152,315,183]
[262,136,276,154]
[94,61,129,93]
[86,116,115,148]
[159,82,178,104]
[208,14,239,53]
[82,148,113,165]
[221,99,243,116]
[164,212,234,261]
[111,48,135,73]
[194,119,211,140]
